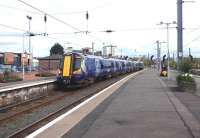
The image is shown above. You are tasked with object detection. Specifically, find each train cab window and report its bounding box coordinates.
[59,58,64,69]
[74,56,82,71]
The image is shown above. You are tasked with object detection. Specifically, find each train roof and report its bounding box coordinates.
[64,51,138,62]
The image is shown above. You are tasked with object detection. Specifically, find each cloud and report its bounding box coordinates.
[0,0,200,57]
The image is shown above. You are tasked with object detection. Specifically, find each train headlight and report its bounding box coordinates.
[57,69,62,76]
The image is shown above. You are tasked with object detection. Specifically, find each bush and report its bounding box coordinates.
[0,70,22,83]
[176,74,196,92]
[179,59,192,73]
[170,60,177,69]
[35,72,55,77]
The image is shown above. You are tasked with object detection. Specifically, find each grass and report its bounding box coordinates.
[35,72,56,77]
[0,72,22,83]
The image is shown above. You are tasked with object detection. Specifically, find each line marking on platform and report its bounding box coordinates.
[26,70,144,138]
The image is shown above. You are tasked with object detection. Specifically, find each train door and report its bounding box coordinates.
[95,58,101,77]
[62,55,72,77]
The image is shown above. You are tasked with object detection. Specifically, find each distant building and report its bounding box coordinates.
[37,54,61,71]
[94,51,102,56]
[0,52,29,65]
[102,46,116,57]
[103,47,107,56]
[82,47,92,55]
[0,52,30,72]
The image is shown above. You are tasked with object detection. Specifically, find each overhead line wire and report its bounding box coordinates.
[0,4,84,15]
[50,2,111,15]
[17,0,82,32]
[184,34,200,47]
[0,4,40,14]
[46,35,85,48]
[0,23,27,32]
[17,0,109,45]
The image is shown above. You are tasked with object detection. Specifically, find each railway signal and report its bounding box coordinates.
[162,55,166,62]
[44,14,47,36]
[189,55,193,61]
[150,55,154,61]
[86,11,89,20]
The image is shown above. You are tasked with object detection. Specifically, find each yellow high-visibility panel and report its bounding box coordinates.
[63,56,71,77]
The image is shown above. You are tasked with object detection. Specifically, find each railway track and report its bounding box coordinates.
[0,73,134,138]
[0,90,73,123]
[7,91,97,138]
[0,95,47,113]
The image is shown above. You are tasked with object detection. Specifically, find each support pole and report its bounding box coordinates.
[177,0,183,70]
[26,15,32,72]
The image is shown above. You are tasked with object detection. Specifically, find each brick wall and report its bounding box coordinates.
[39,59,60,71]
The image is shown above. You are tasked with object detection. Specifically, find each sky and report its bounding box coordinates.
[0,0,200,58]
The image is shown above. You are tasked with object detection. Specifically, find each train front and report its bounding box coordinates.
[56,52,85,87]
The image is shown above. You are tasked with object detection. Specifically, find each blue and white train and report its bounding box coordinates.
[56,52,144,87]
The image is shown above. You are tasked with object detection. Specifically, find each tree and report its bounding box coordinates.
[50,43,64,55]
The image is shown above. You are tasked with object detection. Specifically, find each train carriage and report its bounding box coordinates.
[56,52,85,86]
[56,51,142,88]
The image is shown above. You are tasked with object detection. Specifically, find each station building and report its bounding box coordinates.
[0,52,38,72]
[0,52,29,72]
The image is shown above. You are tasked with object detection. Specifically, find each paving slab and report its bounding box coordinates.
[0,76,55,89]
[63,70,195,138]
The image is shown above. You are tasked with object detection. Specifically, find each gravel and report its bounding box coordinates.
[0,74,128,137]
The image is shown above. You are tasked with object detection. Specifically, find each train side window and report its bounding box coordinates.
[95,60,101,69]
[116,62,119,68]
[74,57,82,71]
[100,61,104,69]
[111,62,114,68]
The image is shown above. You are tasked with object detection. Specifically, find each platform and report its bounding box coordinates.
[27,70,200,138]
[0,77,55,92]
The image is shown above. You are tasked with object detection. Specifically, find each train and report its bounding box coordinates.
[56,52,144,88]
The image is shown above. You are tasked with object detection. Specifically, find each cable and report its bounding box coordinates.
[50,11,86,15]
[99,27,167,33]
[46,27,168,36]
[185,25,200,34]
[16,0,112,45]
[46,35,85,48]
[47,32,77,35]
[0,4,40,14]
[184,34,200,47]
[0,32,25,37]
[0,23,27,32]
[50,2,111,15]
[0,4,83,15]
[17,0,82,32]
[15,0,114,48]
[88,34,106,45]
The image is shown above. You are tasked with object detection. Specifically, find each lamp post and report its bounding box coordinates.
[103,45,117,57]
[156,41,167,73]
[22,33,25,80]
[26,15,32,72]
[158,21,176,80]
